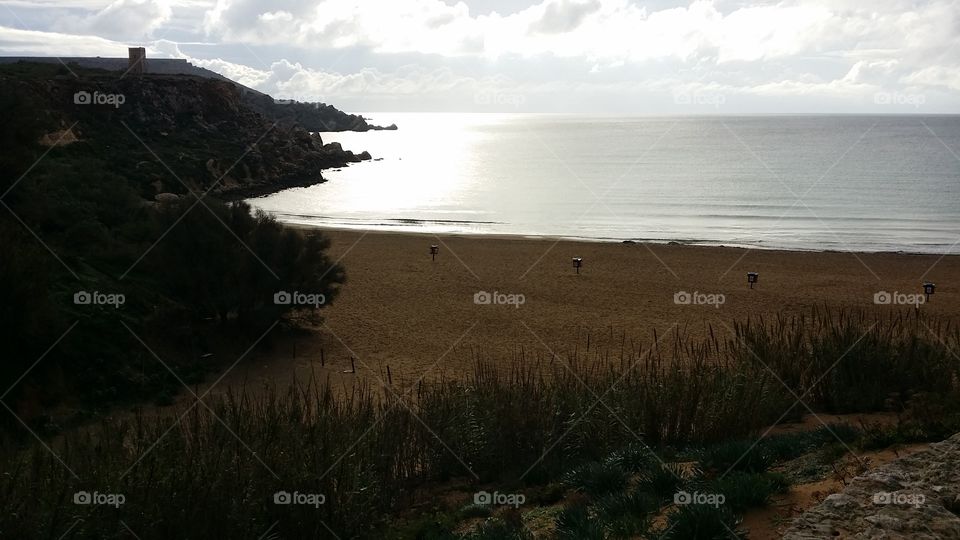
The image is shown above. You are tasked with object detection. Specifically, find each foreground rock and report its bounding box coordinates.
[784,433,960,539]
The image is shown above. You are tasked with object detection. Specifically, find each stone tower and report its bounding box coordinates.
[128,47,146,74]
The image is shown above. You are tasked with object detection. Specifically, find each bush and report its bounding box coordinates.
[2,308,959,537]
[594,489,657,538]
[462,518,531,540]
[459,503,493,519]
[700,440,770,474]
[555,502,604,540]
[562,461,629,497]
[758,424,859,463]
[710,471,789,513]
[639,463,687,502]
[605,443,656,473]
[150,199,344,327]
[663,504,744,539]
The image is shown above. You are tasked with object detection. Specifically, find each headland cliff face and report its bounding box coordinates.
[2,63,377,200]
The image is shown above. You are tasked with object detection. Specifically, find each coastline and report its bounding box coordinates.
[280,219,955,257]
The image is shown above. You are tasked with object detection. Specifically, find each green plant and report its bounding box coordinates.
[388,512,459,540]
[593,489,656,538]
[701,440,770,474]
[711,471,789,513]
[562,462,629,497]
[462,517,531,540]
[605,443,655,473]
[639,463,686,502]
[2,308,958,538]
[459,503,493,519]
[555,503,604,540]
[662,504,744,539]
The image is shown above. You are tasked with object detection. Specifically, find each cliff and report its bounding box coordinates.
[243,93,398,132]
[0,62,374,200]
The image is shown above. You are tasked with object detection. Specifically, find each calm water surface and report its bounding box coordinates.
[248,114,960,253]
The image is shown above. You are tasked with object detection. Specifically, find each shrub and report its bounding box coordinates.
[594,489,657,538]
[605,443,656,473]
[662,504,744,539]
[460,503,493,519]
[562,462,629,497]
[700,440,770,474]
[462,518,531,540]
[555,503,604,540]
[710,471,789,513]
[639,463,686,502]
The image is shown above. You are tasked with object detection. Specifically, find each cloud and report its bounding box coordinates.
[53,0,172,40]
[0,0,958,112]
[0,25,126,56]
[903,66,960,92]
[530,0,601,34]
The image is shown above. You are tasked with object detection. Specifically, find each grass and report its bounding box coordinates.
[555,502,605,540]
[700,440,771,474]
[0,307,958,538]
[562,462,629,497]
[708,471,789,513]
[663,504,744,539]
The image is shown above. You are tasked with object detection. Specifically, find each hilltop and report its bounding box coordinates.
[0,61,379,199]
[0,61,356,421]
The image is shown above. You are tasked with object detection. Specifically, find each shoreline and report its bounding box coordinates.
[281,220,955,257]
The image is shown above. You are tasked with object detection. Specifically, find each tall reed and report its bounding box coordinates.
[1,308,956,539]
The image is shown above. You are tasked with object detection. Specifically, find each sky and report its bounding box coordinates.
[1,0,959,113]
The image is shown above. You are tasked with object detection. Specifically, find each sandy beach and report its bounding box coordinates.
[216,228,960,394]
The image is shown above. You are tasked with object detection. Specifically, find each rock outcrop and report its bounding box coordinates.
[243,93,397,132]
[784,433,960,539]
[1,62,374,200]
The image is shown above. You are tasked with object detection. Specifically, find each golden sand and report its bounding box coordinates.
[213,228,960,394]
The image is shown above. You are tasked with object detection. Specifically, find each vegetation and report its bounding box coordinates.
[2,59,959,540]
[0,70,345,428]
[0,308,957,538]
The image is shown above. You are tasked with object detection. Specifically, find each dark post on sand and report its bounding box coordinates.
[924,282,936,302]
[430,244,439,261]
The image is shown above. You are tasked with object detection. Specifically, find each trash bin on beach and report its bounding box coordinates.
[923,282,935,301]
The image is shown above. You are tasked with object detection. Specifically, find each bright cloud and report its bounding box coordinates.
[0,0,958,112]
[53,0,172,40]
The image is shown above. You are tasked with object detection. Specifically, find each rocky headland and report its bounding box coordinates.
[1,62,380,200]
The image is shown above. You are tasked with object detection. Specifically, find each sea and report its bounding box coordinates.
[247,114,960,254]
